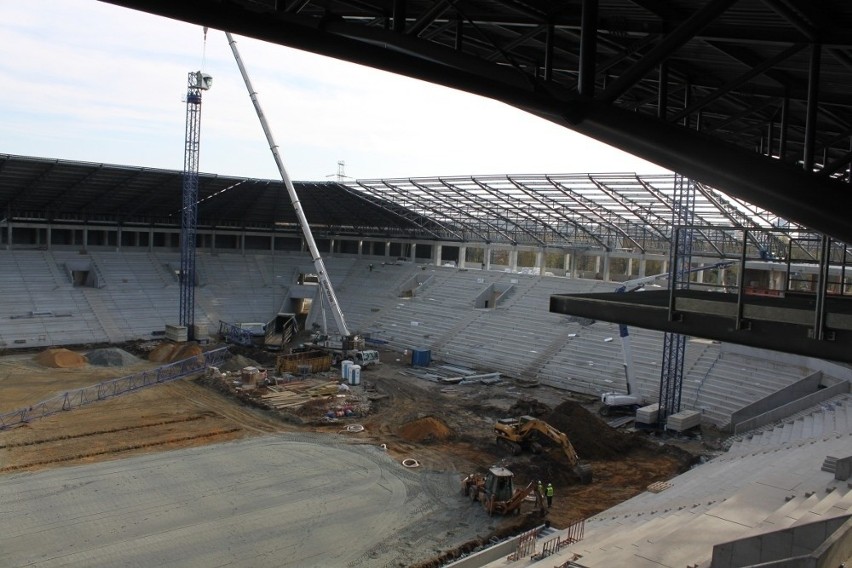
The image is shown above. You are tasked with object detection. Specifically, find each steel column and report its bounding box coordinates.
[578,0,598,98]
[803,43,822,171]
[779,95,789,161]
[813,235,831,340]
[393,0,406,33]
[544,21,554,82]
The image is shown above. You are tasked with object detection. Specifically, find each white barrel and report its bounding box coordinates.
[349,365,361,386]
[341,360,353,380]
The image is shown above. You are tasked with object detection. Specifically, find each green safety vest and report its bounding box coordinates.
[546,485,554,497]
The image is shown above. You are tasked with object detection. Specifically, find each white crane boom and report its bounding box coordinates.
[225,32,350,338]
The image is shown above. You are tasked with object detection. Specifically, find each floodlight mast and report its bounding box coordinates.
[225,31,351,339]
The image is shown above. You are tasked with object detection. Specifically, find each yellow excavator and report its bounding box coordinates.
[494,415,593,484]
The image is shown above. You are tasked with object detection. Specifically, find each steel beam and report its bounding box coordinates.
[578,0,598,98]
[550,289,852,363]
[803,42,821,172]
[600,0,738,103]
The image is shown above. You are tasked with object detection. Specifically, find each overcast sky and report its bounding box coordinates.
[0,1,669,182]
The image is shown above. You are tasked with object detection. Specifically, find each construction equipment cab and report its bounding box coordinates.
[353,349,380,367]
[494,416,593,484]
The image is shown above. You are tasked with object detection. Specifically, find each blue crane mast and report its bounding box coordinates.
[658,173,696,427]
[179,68,212,338]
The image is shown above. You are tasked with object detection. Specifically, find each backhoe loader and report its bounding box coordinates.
[461,466,546,516]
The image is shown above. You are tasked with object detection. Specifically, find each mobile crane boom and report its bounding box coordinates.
[226,31,350,338]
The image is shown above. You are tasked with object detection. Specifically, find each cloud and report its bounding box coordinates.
[0,1,668,180]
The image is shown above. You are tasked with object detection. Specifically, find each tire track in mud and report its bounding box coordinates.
[0,428,242,472]
[0,414,216,449]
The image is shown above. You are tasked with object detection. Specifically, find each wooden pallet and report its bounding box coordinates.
[647,481,672,493]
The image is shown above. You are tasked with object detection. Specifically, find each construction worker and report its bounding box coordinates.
[537,480,543,497]
[546,483,554,508]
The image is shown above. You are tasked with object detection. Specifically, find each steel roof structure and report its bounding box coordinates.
[353,173,805,257]
[2,154,822,260]
[101,0,852,245]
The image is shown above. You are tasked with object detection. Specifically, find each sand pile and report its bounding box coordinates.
[87,348,141,367]
[35,348,87,368]
[398,416,454,443]
[148,342,203,363]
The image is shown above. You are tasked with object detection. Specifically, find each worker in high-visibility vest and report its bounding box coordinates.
[546,483,554,507]
[537,480,543,497]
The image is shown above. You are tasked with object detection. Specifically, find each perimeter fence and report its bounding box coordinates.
[0,347,229,430]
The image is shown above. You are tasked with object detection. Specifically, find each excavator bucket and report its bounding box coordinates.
[574,462,593,484]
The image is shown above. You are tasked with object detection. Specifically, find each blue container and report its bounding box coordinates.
[411,348,431,367]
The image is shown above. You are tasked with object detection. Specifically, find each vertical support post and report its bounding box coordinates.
[657,61,669,120]
[812,235,831,340]
[779,95,789,161]
[735,229,748,329]
[803,43,821,172]
[766,117,774,157]
[578,0,598,97]
[454,14,463,51]
[785,237,793,294]
[393,0,406,33]
[847,136,852,184]
[544,21,554,82]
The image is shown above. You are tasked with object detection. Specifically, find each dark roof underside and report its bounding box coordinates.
[0,154,438,238]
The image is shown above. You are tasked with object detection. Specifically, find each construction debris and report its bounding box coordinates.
[401,363,502,385]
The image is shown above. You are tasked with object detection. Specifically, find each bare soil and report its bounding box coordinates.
[0,341,707,564]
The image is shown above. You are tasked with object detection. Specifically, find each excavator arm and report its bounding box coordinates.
[517,418,593,484]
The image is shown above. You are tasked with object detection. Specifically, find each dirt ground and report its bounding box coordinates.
[0,340,709,565]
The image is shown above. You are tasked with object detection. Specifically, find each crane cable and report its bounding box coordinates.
[201,26,209,71]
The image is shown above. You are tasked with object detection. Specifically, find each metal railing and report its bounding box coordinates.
[0,347,229,430]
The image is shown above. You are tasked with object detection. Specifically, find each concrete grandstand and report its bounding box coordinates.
[1,153,851,566]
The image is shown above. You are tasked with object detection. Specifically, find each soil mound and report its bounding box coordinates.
[505,398,551,418]
[173,343,203,362]
[148,342,203,364]
[148,343,178,363]
[87,348,141,367]
[398,416,454,443]
[34,348,87,368]
[544,400,635,460]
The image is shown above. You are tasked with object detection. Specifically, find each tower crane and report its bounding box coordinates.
[179,29,213,339]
